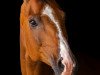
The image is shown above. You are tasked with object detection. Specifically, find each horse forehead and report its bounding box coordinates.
[42,5,59,25]
[42,5,54,17]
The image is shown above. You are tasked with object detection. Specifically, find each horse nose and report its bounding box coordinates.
[58,57,64,72]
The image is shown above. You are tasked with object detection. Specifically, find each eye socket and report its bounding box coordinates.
[29,19,38,27]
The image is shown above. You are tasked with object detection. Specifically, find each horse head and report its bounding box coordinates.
[20,0,76,75]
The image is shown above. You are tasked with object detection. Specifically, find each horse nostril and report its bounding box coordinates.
[58,57,64,71]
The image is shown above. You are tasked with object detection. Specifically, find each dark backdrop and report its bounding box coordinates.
[15,0,100,75]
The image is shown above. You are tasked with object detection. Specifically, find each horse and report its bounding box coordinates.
[20,0,76,75]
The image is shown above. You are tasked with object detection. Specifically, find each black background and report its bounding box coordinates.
[14,0,100,75]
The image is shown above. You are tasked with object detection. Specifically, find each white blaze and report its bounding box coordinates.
[42,5,75,75]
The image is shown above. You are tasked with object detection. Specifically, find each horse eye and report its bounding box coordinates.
[29,19,38,27]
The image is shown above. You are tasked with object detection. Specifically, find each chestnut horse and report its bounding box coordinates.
[20,0,76,75]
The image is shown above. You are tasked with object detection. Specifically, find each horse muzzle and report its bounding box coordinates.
[50,50,76,75]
